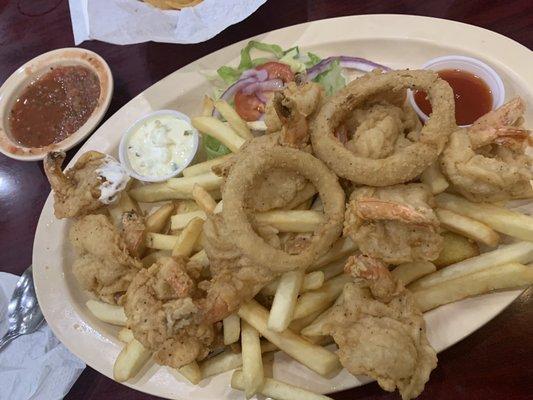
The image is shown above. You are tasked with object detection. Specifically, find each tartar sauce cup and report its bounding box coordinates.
[407,55,505,127]
[119,110,199,182]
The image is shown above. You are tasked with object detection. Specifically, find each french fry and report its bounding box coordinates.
[436,208,500,247]
[223,313,241,345]
[268,270,305,332]
[201,95,215,116]
[182,154,232,177]
[434,232,480,268]
[86,300,127,326]
[145,232,178,250]
[171,210,207,230]
[118,328,134,343]
[409,241,533,290]
[145,203,174,233]
[284,184,317,211]
[172,217,204,257]
[192,184,217,213]
[260,271,324,296]
[214,200,224,214]
[129,173,223,202]
[391,261,436,286]
[231,370,333,400]
[310,238,358,271]
[293,274,351,320]
[190,249,209,267]
[288,310,323,333]
[246,120,267,131]
[420,161,449,194]
[436,193,533,242]
[241,321,264,398]
[320,258,346,281]
[199,341,277,379]
[300,293,344,338]
[108,192,140,226]
[214,99,253,139]
[413,262,533,312]
[238,300,340,376]
[177,361,202,385]
[255,210,324,233]
[192,116,246,152]
[113,339,152,382]
[141,250,171,267]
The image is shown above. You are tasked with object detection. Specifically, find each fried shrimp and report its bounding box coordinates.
[323,255,437,400]
[222,146,345,272]
[311,70,456,186]
[124,257,220,369]
[344,184,442,264]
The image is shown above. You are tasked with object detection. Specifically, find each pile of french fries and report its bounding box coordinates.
[87,97,533,400]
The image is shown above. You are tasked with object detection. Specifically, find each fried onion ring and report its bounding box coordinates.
[311,70,456,186]
[222,146,345,272]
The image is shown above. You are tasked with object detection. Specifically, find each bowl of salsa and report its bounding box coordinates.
[0,48,113,161]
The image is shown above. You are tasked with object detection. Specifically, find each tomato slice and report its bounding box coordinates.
[234,90,265,122]
[257,61,295,83]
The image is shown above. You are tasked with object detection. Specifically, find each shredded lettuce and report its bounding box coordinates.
[313,59,346,96]
[203,135,231,159]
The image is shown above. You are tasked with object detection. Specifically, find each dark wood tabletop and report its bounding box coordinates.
[1,0,532,399]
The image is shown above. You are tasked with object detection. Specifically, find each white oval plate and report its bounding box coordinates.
[33,14,532,400]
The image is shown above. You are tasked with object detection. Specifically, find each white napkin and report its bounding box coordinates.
[0,272,86,400]
[68,0,267,45]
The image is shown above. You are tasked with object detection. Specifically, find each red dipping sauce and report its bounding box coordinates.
[8,65,100,148]
[414,69,493,126]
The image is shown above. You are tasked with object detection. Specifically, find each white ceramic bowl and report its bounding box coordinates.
[119,110,199,182]
[0,48,113,161]
[408,55,505,127]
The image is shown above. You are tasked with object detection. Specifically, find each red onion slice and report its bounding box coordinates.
[242,79,284,95]
[306,56,390,81]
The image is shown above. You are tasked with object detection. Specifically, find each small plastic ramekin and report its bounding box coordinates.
[407,55,505,127]
[119,110,199,182]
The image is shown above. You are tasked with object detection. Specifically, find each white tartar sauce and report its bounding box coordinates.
[126,114,197,178]
[96,155,130,204]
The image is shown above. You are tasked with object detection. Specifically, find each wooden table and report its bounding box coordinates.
[1,0,531,399]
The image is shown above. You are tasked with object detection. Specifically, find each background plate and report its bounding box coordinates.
[33,14,532,400]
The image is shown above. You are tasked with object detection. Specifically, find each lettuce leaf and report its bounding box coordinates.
[203,135,231,159]
[306,52,322,67]
[313,60,346,96]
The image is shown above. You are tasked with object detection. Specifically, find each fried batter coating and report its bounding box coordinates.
[344,184,442,264]
[69,214,142,304]
[124,257,220,368]
[324,255,437,400]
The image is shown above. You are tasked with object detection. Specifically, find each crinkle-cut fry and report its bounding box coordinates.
[231,370,334,400]
[309,238,358,271]
[108,192,140,226]
[129,173,223,203]
[86,300,127,326]
[238,300,341,376]
[145,232,178,250]
[436,208,500,247]
[436,193,533,242]
[420,161,449,194]
[192,184,218,213]
[255,210,324,233]
[199,341,277,379]
[192,116,246,152]
[293,274,351,320]
[223,313,241,345]
[319,258,346,281]
[172,217,204,257]
[182,154,233,178]
[409,241,533,291]
[113,339,152,382]
[241,321,264,398]
[300,293,344,338]
[141,250,171,268]
[260,271,324,296]
[190,249,209,267]
[214,99,253,139]
[176,361,202,385]
[201,95,215,116]
[118,328,134,343]
[391,261,437,286]
[268,270,305,332]
[145,203,175,233]
[413,262,533,312]
[171,210,207,230]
